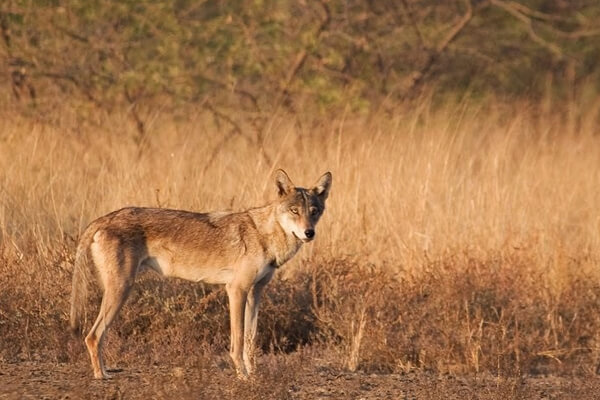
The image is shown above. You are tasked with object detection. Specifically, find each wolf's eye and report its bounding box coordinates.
[310,207,319,216]
[290,207,299,215]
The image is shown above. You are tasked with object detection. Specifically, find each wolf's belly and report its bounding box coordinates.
[139,256,235,284]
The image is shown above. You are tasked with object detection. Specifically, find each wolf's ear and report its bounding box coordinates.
[313,172,332,200]
[275,169,294,197]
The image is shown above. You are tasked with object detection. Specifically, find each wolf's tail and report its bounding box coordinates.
[69,223,97,334]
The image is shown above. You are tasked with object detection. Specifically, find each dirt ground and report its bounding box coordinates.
[2,358,600,400]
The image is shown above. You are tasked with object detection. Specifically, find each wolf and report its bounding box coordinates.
[69,169,332,379]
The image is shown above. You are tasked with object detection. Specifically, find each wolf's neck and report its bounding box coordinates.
[248,204,303,267]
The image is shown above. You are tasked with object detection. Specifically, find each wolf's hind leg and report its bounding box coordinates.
[85,243,137,379]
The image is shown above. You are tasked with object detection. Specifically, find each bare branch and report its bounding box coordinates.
[403,0,477,97]
[202,101,272,172]
[52,23,90,44]
[400,0,427,50]
[203,101,246,139]
[35,72,100,105]
[124,87,147,145]
[505,1,567,22]
[545,26,600,40]
[275,0,331,110]
[196,73,260,112]
[436,0,473,53]
[490,0,563,58]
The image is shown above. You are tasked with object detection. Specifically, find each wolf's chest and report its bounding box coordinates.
[272,240,302,268]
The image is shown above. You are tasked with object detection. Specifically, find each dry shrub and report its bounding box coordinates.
[103,273,317,365]
[0,238,74,362]
[2,234,600,377]
[307,250,600,375]
[106,278,231,365]
[256,277,317,353]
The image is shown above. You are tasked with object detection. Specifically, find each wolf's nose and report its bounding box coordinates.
[305,229,315,239]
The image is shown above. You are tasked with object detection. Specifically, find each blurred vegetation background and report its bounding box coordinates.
[3,1,600,380]
[1,0,599,125]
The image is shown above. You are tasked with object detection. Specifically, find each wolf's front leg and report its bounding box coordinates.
[243,271,274,375]
[226,283,248,378]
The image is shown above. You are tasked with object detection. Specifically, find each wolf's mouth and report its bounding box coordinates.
[293,232,313,243]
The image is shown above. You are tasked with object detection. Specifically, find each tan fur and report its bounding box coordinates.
[70,169,332,379]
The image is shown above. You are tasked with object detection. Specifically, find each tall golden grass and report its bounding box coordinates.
[1,97,600,376]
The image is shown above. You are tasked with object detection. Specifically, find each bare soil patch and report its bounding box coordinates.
[1,359,599,400]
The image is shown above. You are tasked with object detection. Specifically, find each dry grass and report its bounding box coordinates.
[1,97,600,381]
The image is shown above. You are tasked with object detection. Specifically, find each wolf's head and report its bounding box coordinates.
[274,169,332,242]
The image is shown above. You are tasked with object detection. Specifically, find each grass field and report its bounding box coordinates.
[1,97,600,397]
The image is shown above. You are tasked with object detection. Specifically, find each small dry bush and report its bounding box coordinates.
[1,97,600,378]
[308,252,600,376]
